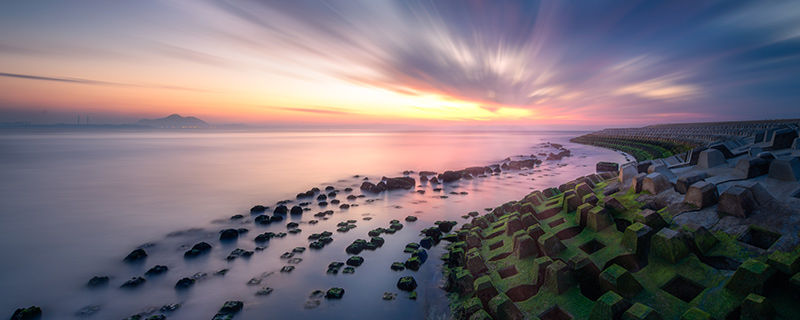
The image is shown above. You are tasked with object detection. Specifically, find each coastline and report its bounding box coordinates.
[442,121,800,319]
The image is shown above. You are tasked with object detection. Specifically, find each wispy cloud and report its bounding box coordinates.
[0,72,211,92]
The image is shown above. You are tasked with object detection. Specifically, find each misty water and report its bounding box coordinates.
[0,130,626,319]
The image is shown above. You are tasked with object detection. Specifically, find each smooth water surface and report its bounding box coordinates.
[0,130,626,319]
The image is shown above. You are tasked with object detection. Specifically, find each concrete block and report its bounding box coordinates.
[652,228,689,263]
[564,194,581,213]
[766,251,800,275]
[684,181,719,209]
[681,308,711,320]
[792,137,800,150]
[513,233,538,259]
[637,160,653,173]
[687,147,708,165]
[734,156,770,179]
[545,260,575,294]
[597,161,619,173]
[768,156,800,181]
[538,233,566,257]
[604,196,627,214]
[647,164,676,180]
[622,222,654,256]
[488,293,524,320]
[589,291,630,320]
[698,149,726,169]
[748,146,763,156]
[631,173,647,194]
[622,303,662,320]
[675,172,706,194]
[741,293,775,320]
[766,128,798,150]
[718,186,757,218]
[619,163,638,183]
[599,264,643,299]
[635,209,667,231]
[642,173,670,195]
[575,182,594,199]
[726,259,775,294]
[587,206,613,232]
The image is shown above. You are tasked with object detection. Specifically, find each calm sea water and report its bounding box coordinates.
[0,130,626,319]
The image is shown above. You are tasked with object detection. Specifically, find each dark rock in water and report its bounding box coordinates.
[405,216,418,222]
[325,186,335,191]
[10,306,41,320]
[391,262,406,271]
[346,194,357,200]
[254,232,276,243]
[397,276,418,291]
[121,277,146,288]
[429,176,440,184]
[270,215,284,222]
[317,194,327,201]
[218,300,244,314]
[318,201,329,206]
[371,236,385,247]
[326,287,345,299]
[75,305,100,317]
[342,266,355,274]
[330,199,341,205]
[219,229,239,240]
[290,206,303,215]
[320,236,334,244]
[250,205,267,214]
[273,205,288,215]
[422,227,443,242]
[256,287,274,295]
[328,191,337,197]
[230,214,244,220]
[346,256,365,266]
[254,214,272,225]
[212,314,234,320]
[404,257,422,271]
[184,242,212,257]
[420,237,433,249]
[344,187,353,192]
[413,249,428,263]
[87,276,109,287]
[175,277,195,289]
[309,241,325,249]
[438,221,457,233]
[438,171,461,183]
[420,175,429,182]
[384,177,415,190]
[160,304,181,312]
[145,265,169,276]
[346,243,364,255]
[286,222,299,229]
[144,315,166,320]
[124,248,147,262]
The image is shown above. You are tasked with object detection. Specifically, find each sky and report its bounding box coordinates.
[1,0,799,129]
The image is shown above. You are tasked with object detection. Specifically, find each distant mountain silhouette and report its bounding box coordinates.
[136,114,211,128]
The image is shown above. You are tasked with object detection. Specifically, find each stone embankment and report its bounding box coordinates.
[445,121,800,319]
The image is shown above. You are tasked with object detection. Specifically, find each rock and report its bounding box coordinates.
[120,277,146,288]
[768,156,800,181]
[404,256,422,271]
[273,205,288,215]
[384,177,415,190]
[326,287,345,299]
[219,229,239,240]
[254,214,272,225]
[642,173,670,195]
[346,256,364,266]
[10,306,42,320]
[230,214,244,220]
[438,220,457,233]
[218,300,244,314]
[174,277,195,289]
[684,181,719,209]
[438,171,462,183]
[675,173,706,194]
[250,205,267,213]
[256,287,274,295]
[698,149,726,169]
[87,276,109,287]
[124,249,147,262]
[538,233,566,257]
[290,206,303,215]
[184,242,212,257]
[160,303,181,312]
[145,265,169,276]
[405,215,417,222]
[397,276,417,291]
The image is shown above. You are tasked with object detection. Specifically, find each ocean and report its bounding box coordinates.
[0,130,626,319]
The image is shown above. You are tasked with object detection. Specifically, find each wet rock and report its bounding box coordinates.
[174,277,195,289]
[346,256,364,266]
[230,214,244,220]
[382,292,397,300]
[10,306,41,320]
[120,277,146,288]
[438,171,462,183]
[397,276,417,291]
[160,304,181,312]
[273,205,288,215]
[384,177,415,190]
[342,267,355,274]
[326,287,345,299]
[145,265,169,276]
[438,220,457,233]
[290,206,303,215]
[254,214,272,225]
[250,205,267,214]
[218,300,244,314]
[370,236,385,247]
[391,262,406,271]
[405,215,418,222]
[124,248,147,262]
[219,228,239,240]
[184,242,212,257]
[87,276,109,287]
[256,287,274,295]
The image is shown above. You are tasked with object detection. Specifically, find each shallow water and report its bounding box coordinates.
[0,130,625,319]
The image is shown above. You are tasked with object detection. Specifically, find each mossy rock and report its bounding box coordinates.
[346,256,364,266]
[397,276,417,291]
[218,300,243,314]
[10,306,42,320]
[390,262,405,271]
[326,287,345,299]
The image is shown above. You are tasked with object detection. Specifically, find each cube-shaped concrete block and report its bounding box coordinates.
[726,259,775,295]
[684,181,719,209]
[680,307,711,320]
[513,233,538,259]
[768,156,800,181]
[766,251,800,275]
[643,173,670,195]
[538,233,566,257]
[473,275,499,305]
[545,260,575,294]
[651,228,689,264]
[599,264,643,299]
[564,194,581,213]
[587,206,613,232]
[741,293,775,320]
[466,249,487,274]
[488,293,524,320]
[588,291,630,320]
[675,173,706,194]
[698,149,726,169]
[622,222,654,255]
[619,163,638,183]
[506,216,524,236]
[622,303,663,320]
[635,209,667,231]
[631,173,647,193]
[576,203,593,227]
[718,186,757,218]
[734,156,770,179]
